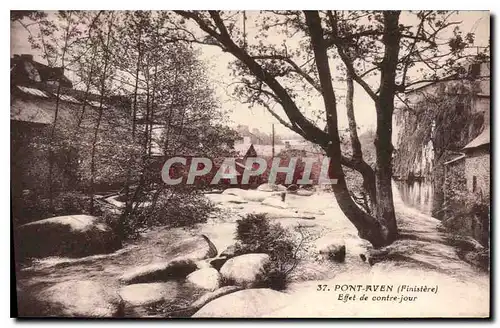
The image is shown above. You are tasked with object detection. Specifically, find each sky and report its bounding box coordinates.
[11,10,490,137]
[195,10,490,135]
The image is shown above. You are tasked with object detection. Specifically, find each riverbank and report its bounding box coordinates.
[15,185,489,318]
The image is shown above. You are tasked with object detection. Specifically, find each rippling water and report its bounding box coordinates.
[394,180,434,215]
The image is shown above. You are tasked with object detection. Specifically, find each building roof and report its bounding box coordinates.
[11,54,73,88]
[234,142,323,157]
[10,85,122,125]
[11,56,131,125]
[463,126,490,150]
[11,97,76,124]
[443,154,466,166]
[235,143,286,157]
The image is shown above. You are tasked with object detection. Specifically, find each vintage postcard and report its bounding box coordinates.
[11,10,491,318]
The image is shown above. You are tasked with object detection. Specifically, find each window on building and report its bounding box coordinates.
[472,176,477,192]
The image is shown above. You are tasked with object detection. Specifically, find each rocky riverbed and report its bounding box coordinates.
[14,185,489,318]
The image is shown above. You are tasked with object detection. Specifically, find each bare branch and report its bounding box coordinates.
[252,54,321,92]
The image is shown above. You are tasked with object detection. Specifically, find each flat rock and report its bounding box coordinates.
[186,268,221,291]
[220,244,238,258]
[296,189,314,196]
[219,253,270,287]
[119,258,197,284]
[193,288,291,318]
[166,235,217,260]
[15,215,121,259]
[205,193,248,204]
[222,188,281,202]
[37,280,123,317]
[256,208,316,220]
[257,183,287,192]
[118,282,180,306]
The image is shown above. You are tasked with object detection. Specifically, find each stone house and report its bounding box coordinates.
[462,126,490,200]
[441,60,490,204]
[11,54,131,198]
[393,60,490,180]
[443,126,490,202]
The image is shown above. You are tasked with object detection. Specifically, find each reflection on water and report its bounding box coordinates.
[395,180,434,216]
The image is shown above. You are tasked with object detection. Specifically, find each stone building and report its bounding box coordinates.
[462,126,490,200]
[442,60,491,203]
[10,53,131,198]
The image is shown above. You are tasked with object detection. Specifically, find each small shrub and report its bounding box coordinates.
[119,190,218,240]
[254,261,289,290]
[219,275,237,287]
[234,213,302,290]
[12,191,98,227]
[327,245,346,263]
[442,192,490,247]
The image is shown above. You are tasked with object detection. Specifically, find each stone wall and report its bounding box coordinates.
[464,149,490,200]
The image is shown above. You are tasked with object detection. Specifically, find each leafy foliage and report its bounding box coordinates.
[233,213,304,290]
[110,189,218,240]
[393,81,484,180]
[11,12,238,238]
[12,191,100,227]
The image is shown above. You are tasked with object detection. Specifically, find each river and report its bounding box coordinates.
[394,180,434,216]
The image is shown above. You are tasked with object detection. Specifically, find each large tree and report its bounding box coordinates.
[169,10,485,247]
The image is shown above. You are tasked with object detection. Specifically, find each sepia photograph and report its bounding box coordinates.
[10,9,491,318]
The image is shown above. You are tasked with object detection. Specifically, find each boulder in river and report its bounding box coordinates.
[165,234,218,261]
[186,268,221,291]
[193,288,291,318]
[222,188,247,197]
[36,280,123,317]
[119,234,217,284]
[120,258,197,284]
[257,183,287,192]
[205,193,247,204]
[118,282,180,307]
[219,244,238,258]
[222,188,280,202]
[15,215,121,259]
[219,253,270,287]
[296,189,314,196]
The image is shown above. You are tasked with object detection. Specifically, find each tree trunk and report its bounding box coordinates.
[89,17,113,214]
[304,11,391,247]
[345,72,377,213]
[373,11,401,243]
[178,10,395,247]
